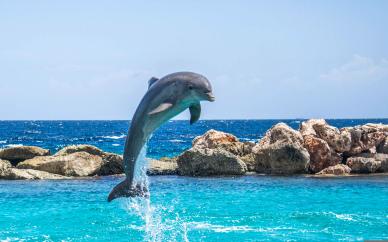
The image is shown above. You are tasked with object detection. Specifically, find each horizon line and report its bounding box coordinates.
[1,117,388,121]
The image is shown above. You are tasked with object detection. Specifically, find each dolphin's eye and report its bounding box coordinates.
[188,85,193,90]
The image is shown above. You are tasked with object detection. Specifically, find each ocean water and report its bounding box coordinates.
[1,120,388,241]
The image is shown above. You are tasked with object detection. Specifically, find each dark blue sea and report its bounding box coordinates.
[1,120,388,241]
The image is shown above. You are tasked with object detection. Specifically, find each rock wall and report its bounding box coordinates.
[1,119,387,180]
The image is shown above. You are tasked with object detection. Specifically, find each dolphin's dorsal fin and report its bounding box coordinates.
[148,77,159,89]
[189,103,201,124]
[148,103,173,115]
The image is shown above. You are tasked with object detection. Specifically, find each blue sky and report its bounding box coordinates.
[1,0,387,120]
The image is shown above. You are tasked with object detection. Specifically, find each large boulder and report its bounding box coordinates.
[252,123,309,174]
[97,152,124,176]
[342,124,387,156]
[147,158,178,175]
[192,129,255,157]
[56,145,124,175]
[0,168,68,180]
[252,142,310,174]
[316,164,351,176]
[17,152,104,177]
[300,120,343,173]
[177,147,247,176]
[300,119,352,153]
[0,146,50,165]
[55,144,105,157]
[303,135,341,173]
[350,153,388,172]
[193,129,239,148]
[346,156,381,173]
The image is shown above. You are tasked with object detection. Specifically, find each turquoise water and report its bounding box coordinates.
[1,120,388,241]
[1,175,387,241]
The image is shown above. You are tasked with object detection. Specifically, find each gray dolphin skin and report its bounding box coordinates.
[108,72,215,202]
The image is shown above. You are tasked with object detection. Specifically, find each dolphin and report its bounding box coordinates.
[108,72,215,202]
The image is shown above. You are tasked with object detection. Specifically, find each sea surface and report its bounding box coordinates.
[1,119,388,241]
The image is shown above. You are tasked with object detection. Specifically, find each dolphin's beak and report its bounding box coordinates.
[206,92,215,102]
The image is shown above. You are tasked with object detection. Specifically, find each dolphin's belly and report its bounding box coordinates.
[145,104,189,134]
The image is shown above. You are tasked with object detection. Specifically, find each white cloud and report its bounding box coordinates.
[320,55,388,83]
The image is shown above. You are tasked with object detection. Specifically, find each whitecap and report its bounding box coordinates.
[112,144,121,147]
[187,222,297,234]
[0,140,7,144]
[103,134,126,140]
[26,130,42,134]
[5,144,23,148]
[213,225,258,233]
[188,222,259,233]
[327,212,356,221]
[169,139,185,143]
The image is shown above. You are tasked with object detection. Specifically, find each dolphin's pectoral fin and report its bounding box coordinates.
[148,103,173,115]
[189,103,201,125]
[107,179,149,202]
[148,77,159,89]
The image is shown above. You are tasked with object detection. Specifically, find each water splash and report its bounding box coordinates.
[122,144,190,241]
[132,145,150,190]
[122,144,161,241]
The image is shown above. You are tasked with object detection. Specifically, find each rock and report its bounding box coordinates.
[0,146,50,164]
[346,156,381,173]
[240,153,256,171]
[300,119,351,153]
[193,129,239,148]
[56,145,124,175]
[219,141,255,157]
[303,135,341,173]
[377,137,388,154]
[97,152,124,176]
[360,123,388,133]
[253,142,310,174]
[299,119,346,173]
[259,123,305,146]
[342,124,387,156]
[192,129,254,157]
[378,154,388,172]
[147,159,178,175]
[252,123,309,174]
[0,159,12,172]
[354,153,388,172]
[159,157,178,163]
[300,119,325,137]
[316,164,351,176]
[0,168,68,180]
[299,119,388,164]
[17,152,104,177]
[177,147,247,176]
[55,145,105,157]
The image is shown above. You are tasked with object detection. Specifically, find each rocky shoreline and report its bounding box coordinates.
[1,119,388,180]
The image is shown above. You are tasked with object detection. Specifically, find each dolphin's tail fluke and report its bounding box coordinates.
[107,179,149,202]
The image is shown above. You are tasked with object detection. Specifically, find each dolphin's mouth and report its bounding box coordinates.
[206,92,215,102]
